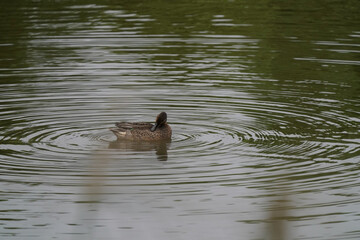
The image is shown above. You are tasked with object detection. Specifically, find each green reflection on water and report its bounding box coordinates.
[0,1,359,240]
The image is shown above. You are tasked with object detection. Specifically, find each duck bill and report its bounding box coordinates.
[150,123,158,132]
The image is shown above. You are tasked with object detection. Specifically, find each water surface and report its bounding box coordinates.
[0,1,359,239]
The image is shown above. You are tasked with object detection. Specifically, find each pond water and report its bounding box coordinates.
[0,1,359,239]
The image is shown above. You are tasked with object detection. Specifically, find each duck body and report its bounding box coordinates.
[110,112,172,141]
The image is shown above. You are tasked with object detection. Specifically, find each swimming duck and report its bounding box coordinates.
[110,112,172,141]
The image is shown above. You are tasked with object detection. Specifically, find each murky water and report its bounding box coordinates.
[0,1,359,239]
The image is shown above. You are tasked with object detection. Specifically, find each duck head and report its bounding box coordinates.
[151,112,167,132]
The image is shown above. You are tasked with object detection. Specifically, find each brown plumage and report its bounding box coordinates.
[109,112,172,141]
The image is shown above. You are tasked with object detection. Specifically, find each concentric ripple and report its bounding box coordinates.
[1,85,357,173]
[0,1,360,240]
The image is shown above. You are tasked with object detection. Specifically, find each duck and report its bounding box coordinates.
[110,112,172,141]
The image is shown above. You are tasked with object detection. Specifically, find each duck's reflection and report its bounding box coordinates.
[108,140,170,161]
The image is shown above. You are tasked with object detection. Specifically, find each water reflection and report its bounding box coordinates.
[0,1,359,240]
[108,139,170,161]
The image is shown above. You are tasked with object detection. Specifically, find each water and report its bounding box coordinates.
[0,1,359,239]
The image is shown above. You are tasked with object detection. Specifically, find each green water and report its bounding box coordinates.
[0,1,359,239]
